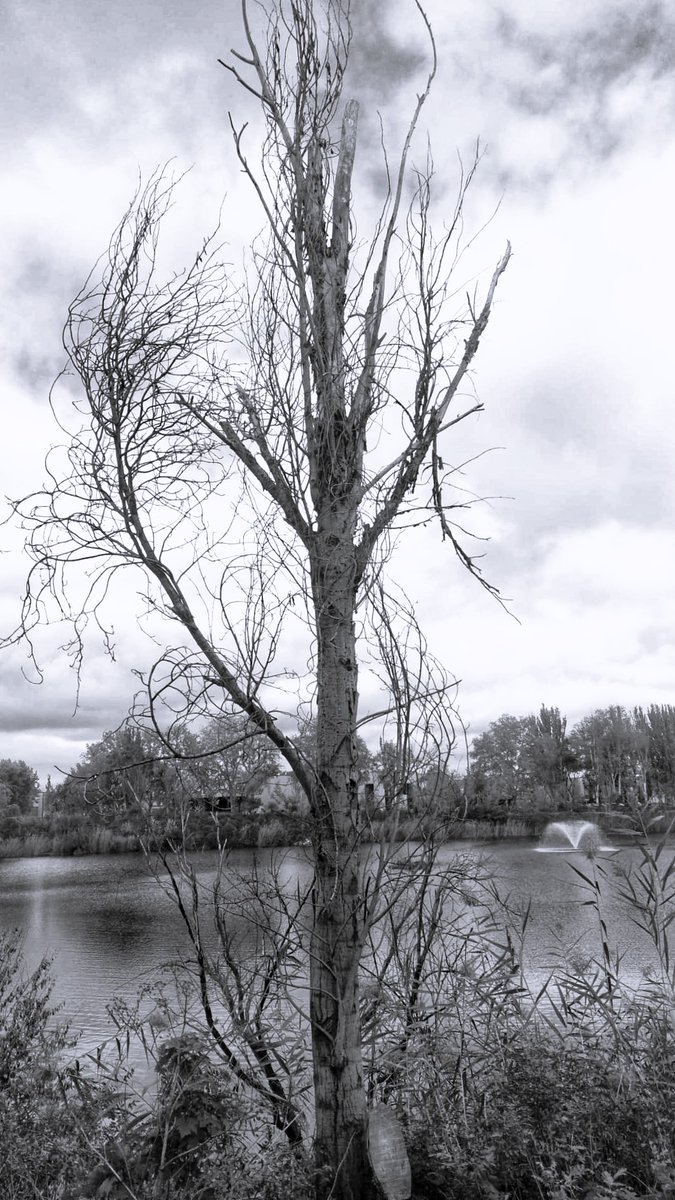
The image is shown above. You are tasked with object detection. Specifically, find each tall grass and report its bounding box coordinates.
[0,827,140,858]
[367,813,537,844]
[369,827,675,1199]
[1,815,674,1198]
[443,816,533,840]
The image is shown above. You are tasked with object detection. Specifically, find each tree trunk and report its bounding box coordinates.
[310,875,369,1200]
[309,518,370,1200]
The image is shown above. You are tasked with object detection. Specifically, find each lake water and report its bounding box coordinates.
[0,840,669,1066]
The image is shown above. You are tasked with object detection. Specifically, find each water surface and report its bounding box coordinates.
[0,841,668,1060]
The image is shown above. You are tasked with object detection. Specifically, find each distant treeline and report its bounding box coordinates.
[1,704,674,859]
[468,703,675,813]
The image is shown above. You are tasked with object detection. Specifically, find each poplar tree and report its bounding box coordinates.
[7,3,509,1195]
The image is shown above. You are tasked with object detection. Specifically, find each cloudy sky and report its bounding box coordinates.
[1,0,674,784]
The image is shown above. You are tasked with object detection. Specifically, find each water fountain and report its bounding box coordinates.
[537,819,609,853]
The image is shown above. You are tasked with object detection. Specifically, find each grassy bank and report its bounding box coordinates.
[0,827,141,858]
[0,814,539,859]
[1,808,671,860]
[0,810,287,859]
[367,812,579,843]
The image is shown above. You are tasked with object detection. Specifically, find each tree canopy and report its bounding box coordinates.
[0,759,39,813]
[469,703,675,811]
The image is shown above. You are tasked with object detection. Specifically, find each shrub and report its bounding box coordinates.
[0,931,107,1199]
[0,803,23,839]
[83,1021,313,1200]
[398,995,675,1200]
[377,837,675,1200]
[257,817,289,847]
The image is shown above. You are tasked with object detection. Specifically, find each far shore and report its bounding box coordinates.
[0,808,672,862]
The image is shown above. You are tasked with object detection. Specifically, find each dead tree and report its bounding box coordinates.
[6,2,510,1196]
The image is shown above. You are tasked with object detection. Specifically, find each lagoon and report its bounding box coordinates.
[0,840,668,1061]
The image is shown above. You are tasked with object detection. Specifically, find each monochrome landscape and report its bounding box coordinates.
[1,1,674,1198]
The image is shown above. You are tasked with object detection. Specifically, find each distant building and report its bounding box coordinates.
[258,772,386,813]
[195,792,254,815]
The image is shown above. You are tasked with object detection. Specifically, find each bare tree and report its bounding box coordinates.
[6,1,510,1196]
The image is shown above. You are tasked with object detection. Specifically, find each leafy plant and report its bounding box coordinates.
[0,931,106,1199]
[360,837,675,1200]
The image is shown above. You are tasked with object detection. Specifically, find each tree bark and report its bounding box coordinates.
[309,515,369,1199]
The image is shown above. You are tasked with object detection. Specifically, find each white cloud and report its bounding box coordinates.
[2,0,674,784]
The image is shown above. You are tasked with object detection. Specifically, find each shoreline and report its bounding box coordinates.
[0,810,669,862]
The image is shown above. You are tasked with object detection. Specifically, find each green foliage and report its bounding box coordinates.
[83,1009,313,1200]
[366,813,539,843]
[0,802,22,838]
[0,811,141,858]
[370,835,675,1200]
[0,757,39,813]
[469,707,576,812]
[633,705,675,802]
[399,994,675,1200]
[469,703,675,814]
[570,708,649,809]
[52,714,282,831]
[0,932,311,1200]
[53,724,181,817]
[84,1033,237,1198]
[194,713,281,813]
[470,713,536,808]
[0,931,107,1199]
[256,774,312,843]
[2,824,675,1199]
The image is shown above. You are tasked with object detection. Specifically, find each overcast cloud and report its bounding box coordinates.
[1,0,674,783]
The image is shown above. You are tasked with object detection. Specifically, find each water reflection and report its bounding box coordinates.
[0,842,669,1060]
